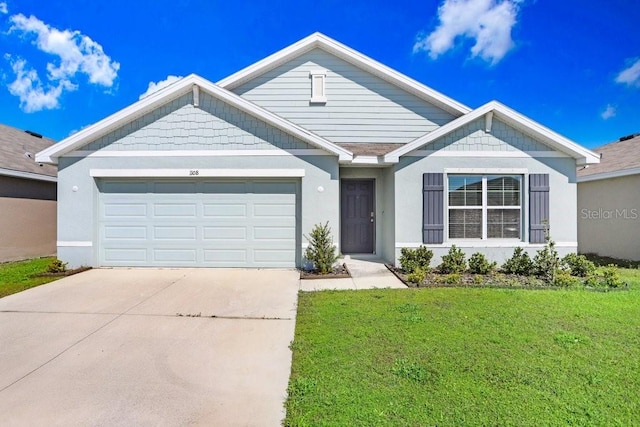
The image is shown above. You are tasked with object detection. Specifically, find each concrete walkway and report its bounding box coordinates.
[299,256,406,291]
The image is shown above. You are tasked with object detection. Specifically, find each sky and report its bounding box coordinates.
[0,0,638,149]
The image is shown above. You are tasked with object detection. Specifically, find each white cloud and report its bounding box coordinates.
[414,0,522,65]
[6,56,75,112]
[4,13,119,112]
[601,104,616,120]
[139,75,183,99]
[615,58,640,88]
[0,2,8,14]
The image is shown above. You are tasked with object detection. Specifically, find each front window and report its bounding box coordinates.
[448,175,521,240]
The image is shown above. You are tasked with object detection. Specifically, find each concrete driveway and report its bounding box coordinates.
[0,268,299,426]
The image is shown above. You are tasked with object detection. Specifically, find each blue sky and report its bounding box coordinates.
[1,0,638,148]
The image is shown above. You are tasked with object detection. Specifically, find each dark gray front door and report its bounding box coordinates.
[341,179,374,253]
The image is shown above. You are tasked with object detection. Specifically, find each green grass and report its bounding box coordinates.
[285,268,640,426]
[0,257,58,298]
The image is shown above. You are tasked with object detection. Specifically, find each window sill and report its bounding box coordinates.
[309,97,327,104]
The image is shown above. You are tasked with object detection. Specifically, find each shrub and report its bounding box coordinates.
[304,222,339,274]
[468,252,497,275]
[47,259,67,273]
[399,246,433,274]
[602,264,624,288]
[553,270,581,288]
[444,273,462,285]
[438,245,466,274]
[502,247,534,275]
[533,226,560,284]
[406,268,426,285]
[561,253,596,277]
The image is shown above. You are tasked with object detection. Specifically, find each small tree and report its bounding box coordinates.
[533,223,560,284]
[304,222,339,274]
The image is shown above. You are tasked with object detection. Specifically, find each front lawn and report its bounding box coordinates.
[0,257,59,298]
[285,269,640,426]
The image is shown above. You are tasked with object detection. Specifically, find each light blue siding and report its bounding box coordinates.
[233,48,456,144]
[85,93,313,152]
[424,119,554,152]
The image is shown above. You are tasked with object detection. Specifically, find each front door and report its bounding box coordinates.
[341,179,375,253]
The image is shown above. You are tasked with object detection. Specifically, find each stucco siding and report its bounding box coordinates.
[84,93,313,152]
[0,175,56,200]
[232,48,456,144]
[0,197,56,262]
[57,154,339,268]
[578,175,640,261]
[394,154,578,266]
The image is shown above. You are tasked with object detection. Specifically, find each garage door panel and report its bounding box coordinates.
[203,203,248,218]
[104,203,147,218]
[153,249,197,263]
[104,226,148,240]
[203,249,247,264]
[153,203,197,218]
[254,226,295,240]
[203,226,247,240]
[153,226,197,240]
[104,248,148,263]
[99,179,298,267]
[254,250,296,263]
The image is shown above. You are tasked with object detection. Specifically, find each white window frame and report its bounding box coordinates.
[446,172,524,241]
[309,70,327,104]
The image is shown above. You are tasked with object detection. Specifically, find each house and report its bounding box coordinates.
[577,133,640,261]
[1,124,57,262]
[36,33,599,269]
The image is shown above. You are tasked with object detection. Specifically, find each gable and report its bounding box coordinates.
[425,118,554,153]
[232,48,457,145]
[82,92,314,153]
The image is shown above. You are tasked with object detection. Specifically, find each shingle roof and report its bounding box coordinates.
[578,133,640,179]
[337,143,405,156]
[0,123,57,178]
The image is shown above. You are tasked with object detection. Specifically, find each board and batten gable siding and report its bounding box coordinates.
[232,48,456,144]
[84,93,314,152]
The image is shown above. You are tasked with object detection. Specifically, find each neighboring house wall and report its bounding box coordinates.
[0,175,56,262]
[394,121,577,265]
[578,175,640,261]
[233,48,455,144]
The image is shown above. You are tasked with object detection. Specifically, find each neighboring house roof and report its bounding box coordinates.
[384,101,601,166]
[0,123,57,182]
[577,133,640,182]
[36,74,353,164]
[217,32,471,117]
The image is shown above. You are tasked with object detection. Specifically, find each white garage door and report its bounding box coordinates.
[98,180,298,267]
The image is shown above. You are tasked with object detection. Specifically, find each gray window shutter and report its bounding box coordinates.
[423,173,444,244]
[529,174,549,243]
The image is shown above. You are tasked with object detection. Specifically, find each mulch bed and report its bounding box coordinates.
[31,266,92,278]
[385,265,627,292]
[299,263,351,279]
